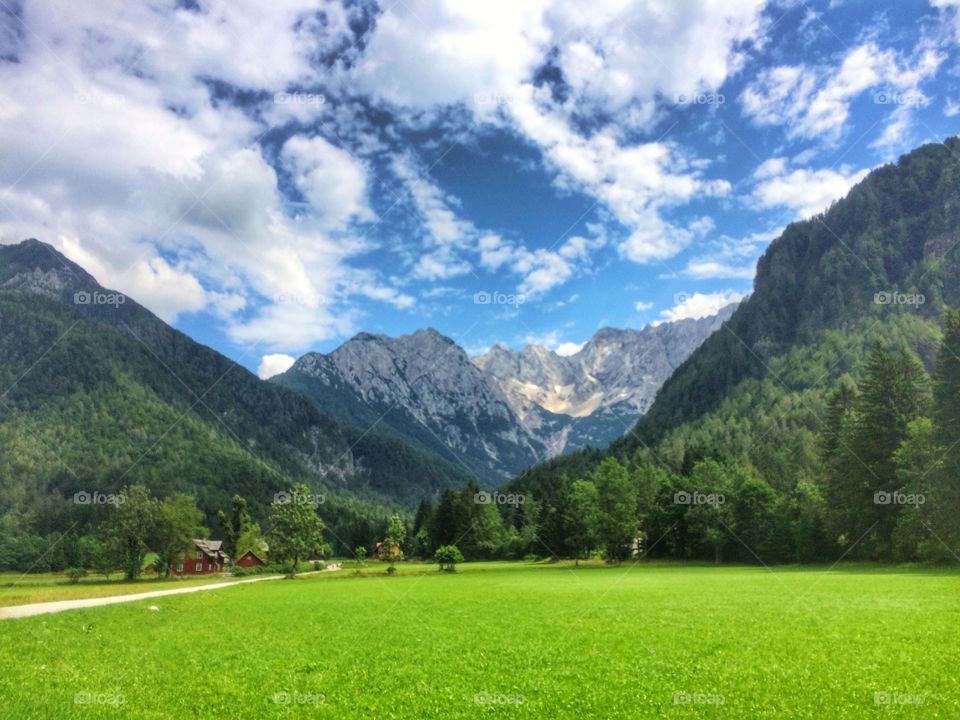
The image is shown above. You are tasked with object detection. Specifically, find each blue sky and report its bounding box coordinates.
[0,0,958,377]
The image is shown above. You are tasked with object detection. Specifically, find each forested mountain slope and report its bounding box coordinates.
[0,241,473,541]
[499,138,960,564]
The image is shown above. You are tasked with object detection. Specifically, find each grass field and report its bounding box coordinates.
[0,562,957,718]
[0,571,237,607]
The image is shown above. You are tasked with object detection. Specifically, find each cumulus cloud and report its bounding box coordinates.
[555,341,585,357]
[751,159,869,219]
[477,231,605,297]
[0,1,407,351]
[257,353,297,380]
[741,41,942,144]
[660,290,745,323]
[280,135,372,230]
[353,0,760,266]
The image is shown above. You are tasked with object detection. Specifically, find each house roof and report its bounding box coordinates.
[193,538,229,560]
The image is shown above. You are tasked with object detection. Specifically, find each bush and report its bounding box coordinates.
[65,567,87,584]
[434,545,464,572]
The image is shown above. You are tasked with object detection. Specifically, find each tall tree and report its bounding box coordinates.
[268,484,325,577]
[154,494,206,577]
[592,458,638,564]
[431,489,465,548]
[103,484,158,580]
[852,344,929,555]
[824,344,929,558]
[218,495,253,564]
[925,310,960,558]
[564,480,598,564]
[384,514,406,573]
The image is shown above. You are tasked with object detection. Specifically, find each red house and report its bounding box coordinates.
[173,539,229,575]
[236,549,266,568]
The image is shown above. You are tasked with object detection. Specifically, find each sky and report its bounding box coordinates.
[0,0,958,379]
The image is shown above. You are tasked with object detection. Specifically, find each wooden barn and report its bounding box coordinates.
[173,539,229,575]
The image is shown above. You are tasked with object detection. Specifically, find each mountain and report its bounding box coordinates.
[274,329,549,484]
[508,137,960,523]
[275,310,733,482]
[616,138,959,460]
[0,240,473,538]
[474,308,737,455]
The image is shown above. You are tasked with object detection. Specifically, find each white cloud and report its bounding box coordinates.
[674,227,779,281]
[681,260,757,280]
[555,341,585,357]
[741,42,942,144]
[280,135,372,230]
[751,159,869,219]
[932,0,960,43]
[393,160,606,296]
[353,0,760,266]
[257,353,297,380]
[634,301,654,312]
[660,291,745,323]
[0,1,410,352]
[522,329,584,354]
[477,231,605,297]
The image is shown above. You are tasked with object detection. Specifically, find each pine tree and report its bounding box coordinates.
[926,310,960,558]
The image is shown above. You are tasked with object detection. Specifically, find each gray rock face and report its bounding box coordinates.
[284,329,549,482]
[474,305,737,455]
[281,307,736,481]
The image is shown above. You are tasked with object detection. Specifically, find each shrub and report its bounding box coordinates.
[65,567,87,584]
[434,545,464,572]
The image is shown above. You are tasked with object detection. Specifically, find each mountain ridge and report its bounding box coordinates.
[275,307,735,480]
[0,240,475,526]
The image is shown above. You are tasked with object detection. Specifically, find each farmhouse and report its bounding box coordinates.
[236,549,266,568]
[174,539,229,575]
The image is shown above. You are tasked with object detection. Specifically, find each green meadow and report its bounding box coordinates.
[1,563,958,719]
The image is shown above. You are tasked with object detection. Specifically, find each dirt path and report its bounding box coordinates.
[0,573,313,620]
